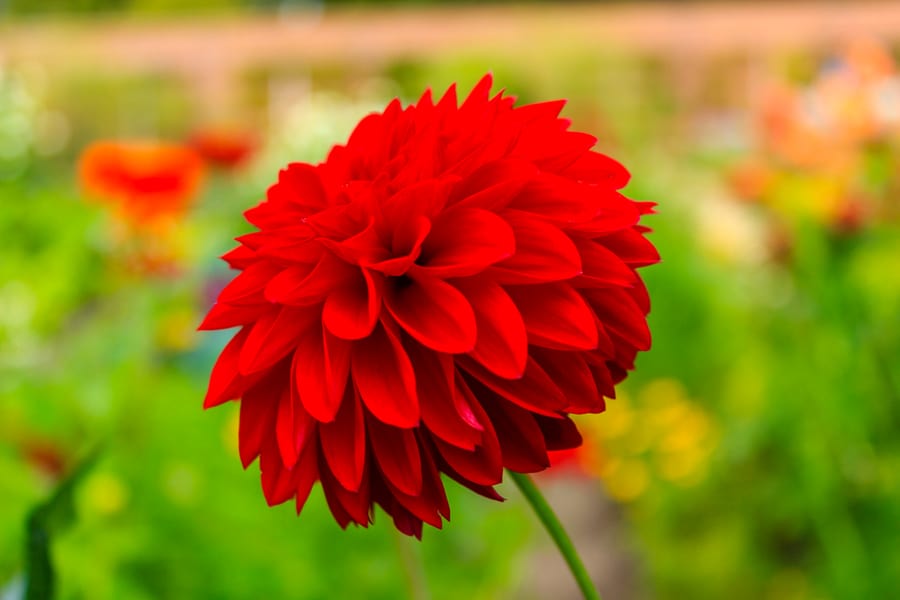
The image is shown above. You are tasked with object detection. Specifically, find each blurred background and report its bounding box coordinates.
[1,1,899,599]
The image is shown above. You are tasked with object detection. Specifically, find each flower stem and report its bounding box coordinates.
[508,470,601,600]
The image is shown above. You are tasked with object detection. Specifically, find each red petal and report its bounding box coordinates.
[596,228,660,267]
[482,397,550,473]
[508,173,599,223]
[351,322,419,428]
[217,262,278,305]
[488,212,582,284]
[265,253,357,306]
[583,287,651,351]
[408,344,482,450]
[292,324,351,423]
[238,306,318,375]
[450,159,538,212]
[323,268,384,340]
[268,162,328,212]
[319,389,367,492]
[259,437,298,506]
[221,244,256,269]
[294,432,320,515]
[384,274,476,354]
[319,453,372,527]
[506,284,598,350]
[560,150,631,189]
[415,208,515,278]
[239,375,281,468]
[459,357,568,416]
[430,390,503,486]
[566,191,640,236]
[367,415,423,496]
[366,216,431,276]
[530,348,602,413]
[199,302,261,331]
[205,327,255,408]
[572,237,638,288]
[275,385,315,469]
[534,414,584,451]
[454,278,527,379]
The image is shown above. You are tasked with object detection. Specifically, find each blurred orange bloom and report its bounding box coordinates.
[189,127,257,171]
[79,140,204,222]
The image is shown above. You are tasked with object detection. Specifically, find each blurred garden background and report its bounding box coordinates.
[2,1,899,599]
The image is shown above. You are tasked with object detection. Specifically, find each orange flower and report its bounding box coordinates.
[189,127,258,171]
[79,140,204,222]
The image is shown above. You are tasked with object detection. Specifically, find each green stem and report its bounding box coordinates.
[508,470,601,600]
[392,526,430,600]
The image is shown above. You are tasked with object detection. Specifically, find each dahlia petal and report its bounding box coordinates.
[217,262,278,305]
[319,390,367,492]
[367,216,431,276]
[265,254,357,306]
[629,276,651,314]
[508,173,600,223]
[585,356,617,399]
[506,284,598,351]
[454,278,527,379]
[560,150,631,189]
[430,393,503,487]
[292,324,351,423]
[450,159,538,212]
[382,474,443,530]
[239,376,280,468]
[376,448,448,529]
[460,357,568,416]
[384,500,424,539]
[238,306,318,375]
[384,274,476,354]
[205,327,251,408]
[596,228,661,267]
[415,208,515,278]
[534,414,584,451]
[279,390,316,470]
[529,348,603,413]
[260,437,298,506]
[268,162,329,212]
[489,213,582,284]
[534,131,599,172]
[368,415,423,496]
[221,244,256,269]
[513,99,567,123]
[275,385,299,468]
[566,191,641,236]
[294,432,320,515]
[407,344,482,450]
[460,73,493,115]
[323,268,383,340]
[572,237,638,288]
[319,455,371,528]
[382,177,453,222]
[583,288,652,351]
[482,398,550,473]
[422,448,451,519]
[351,322,419,428]
[199,302,261,331]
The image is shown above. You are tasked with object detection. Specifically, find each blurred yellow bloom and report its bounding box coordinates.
[83,472,129,516]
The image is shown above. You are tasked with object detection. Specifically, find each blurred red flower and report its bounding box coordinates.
[201,75,658,537]
[79,140,204,222]
[189,127,258,171]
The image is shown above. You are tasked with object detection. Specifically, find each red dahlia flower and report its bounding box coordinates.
[201,75,658,538]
